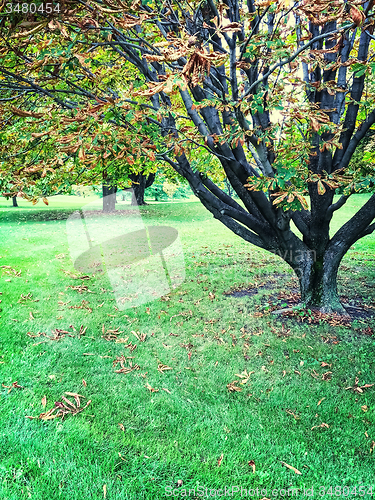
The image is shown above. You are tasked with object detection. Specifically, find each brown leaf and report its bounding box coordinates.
[248,460,256,473]
[317,397,326,406]
[281,461,302,475]
[145,383,159,393]
[311,422,329,430]
[82,379,87,387]
[350,5,365,27]
[217,453,223,466]
[118,423,125,432]
[2,381,23,393]
[227,381,242,392]
[41,395,47,408]
[157,364,172,374]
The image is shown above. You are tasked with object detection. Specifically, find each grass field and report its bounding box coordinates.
[0,194,374,500]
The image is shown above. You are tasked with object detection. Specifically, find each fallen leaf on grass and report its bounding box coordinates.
[131,331,147,342]
[227,381,242,392]
[361,405,368,412]
[29,311,35,320]
[370,441,375,453]
[18,293,36,303]
[26,392,91,421]
[79,325,88,337]
[82,379,87,387]
[1,265,21,277]
[180,342,194,350]
[67,284,93,293]
[317,397,326,406]
[118,423,125,432]
[113,355,140,374]
[311,422,329,430]
[345,377,374,394]
[281,461,302,475]
[27,331,45,338]
[145,383,158,393]
[248,460,256,473]
[42,395,47,408]
[322,371,332,381]
[69,300,93,313]
[2,381,23,393]
[102,326,125,341]
[321,362,332,367]
[49,329,74,341]
[103,484,107,499]
[62,270,90,280]
[285,409,299,420]
[158,363,172,374]
[235,370,254,384]
[217,453,223,466]
[162,388,171,394]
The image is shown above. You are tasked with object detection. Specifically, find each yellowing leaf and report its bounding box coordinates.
[317,180,326,195]
[281,461,302,475]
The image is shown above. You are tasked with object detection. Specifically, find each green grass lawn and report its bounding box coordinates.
[0,195,374,500]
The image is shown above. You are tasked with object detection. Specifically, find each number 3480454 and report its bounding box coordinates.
[5,3,61,14]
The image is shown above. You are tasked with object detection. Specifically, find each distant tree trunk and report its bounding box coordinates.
[12,196,18,207]
[102,183,117,212]
[130,172,155,206]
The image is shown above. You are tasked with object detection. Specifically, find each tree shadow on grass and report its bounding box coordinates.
[223,273,375,329]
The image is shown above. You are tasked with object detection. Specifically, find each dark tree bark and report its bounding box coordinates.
[12,196,18,207]
[130,172,155,206]
[102,183,117,212]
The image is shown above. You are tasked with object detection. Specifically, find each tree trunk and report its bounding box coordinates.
[102,183,117,212]
[292,252,345,314]
[130,172,155,206]
[12,196,18,207]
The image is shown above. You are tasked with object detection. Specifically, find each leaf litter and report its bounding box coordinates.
[113,355,140,374]
[26,392,91,421]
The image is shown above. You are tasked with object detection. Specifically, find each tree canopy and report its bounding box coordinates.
[1,0,375,312]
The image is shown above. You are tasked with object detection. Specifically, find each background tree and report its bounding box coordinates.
[1,0,375,312]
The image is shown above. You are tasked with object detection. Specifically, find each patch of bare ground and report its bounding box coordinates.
[224,274,375,331]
